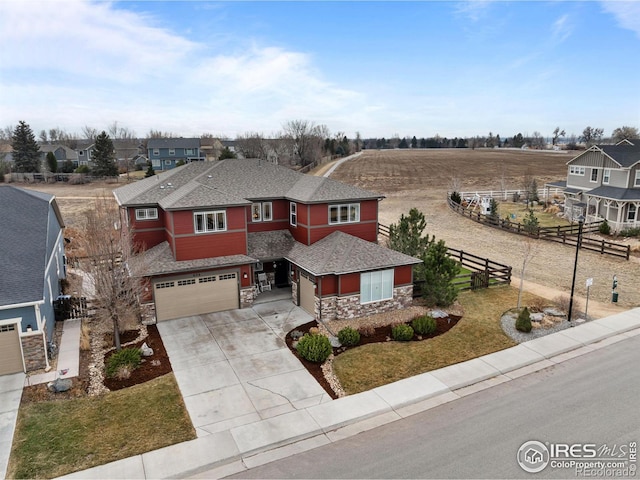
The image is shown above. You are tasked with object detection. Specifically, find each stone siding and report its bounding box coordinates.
[21,334,46,372]
[240,286,257,309]
[318,285,414,321]
[291,281,299,305]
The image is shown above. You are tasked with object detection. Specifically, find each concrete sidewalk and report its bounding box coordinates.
[60,307,640,480]
[0,373,25,479]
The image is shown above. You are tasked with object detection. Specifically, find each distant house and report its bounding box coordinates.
[113,159,419,322]
[147,138,204,171]
[39,144,79,170]
[0,186,66,375]
[547,139,640,231]
[76,139,142,170]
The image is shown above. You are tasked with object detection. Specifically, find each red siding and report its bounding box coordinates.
[247,219,289,233]
[173,210,195,235]
[339,273,360,295]
[310,222,378,243]
[128,207,166,250]
[319,275,337,296]
[394,265,413,286]
[240,265,251,288]
[359,200,378,221]
[174,231,247,261]
[133,230,165,251]
[308,204,327,226]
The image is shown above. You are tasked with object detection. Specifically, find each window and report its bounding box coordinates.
[251,202,273,222]
[79,151,84,156]
[591,168,598,182]
[135,208,158,221]
[360,269,394,304]
[635,171,640,187]
[153,149,159,156]
[628,204,637,221]
[177,279,196,286]
[186,148,195,155]
[155,281,175,289]
[169,148,175,156]
[569,166,585,176]
[603,169,611,184]
[164,159,172,165]
[194,210,226,233]
[290,202,297,226]
[329,203,360,224]
[152,159,161,168]
[0,324,16,333]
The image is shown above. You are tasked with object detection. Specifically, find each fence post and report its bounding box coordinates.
[626,245,630,261]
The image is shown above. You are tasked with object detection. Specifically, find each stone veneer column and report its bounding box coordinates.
[240,287,256,309]
[21,333,47,371]
[291,281,299,305]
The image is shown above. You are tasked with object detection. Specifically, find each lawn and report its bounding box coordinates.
[7,374,195,479]
[332,286,544,395]
[497,201,570,228]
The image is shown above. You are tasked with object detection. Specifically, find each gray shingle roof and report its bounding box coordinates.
[147,138,200,149]
[131,241,256,277]
[0,186,60,306]
[286,231,421,276]
[247,230,296,261]
[586,186,640,201]
[114,159,383,209]
[599,144,640,168]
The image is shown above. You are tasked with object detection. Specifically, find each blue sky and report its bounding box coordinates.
[0,1,638,140]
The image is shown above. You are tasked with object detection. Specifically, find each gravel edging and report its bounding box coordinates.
[500,310,580,343]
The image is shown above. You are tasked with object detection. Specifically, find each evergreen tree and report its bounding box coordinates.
[46,151,58,173]
[523,209,540,234]
[219,146,237,160]
[516,307,532,332]
[91,131,118,177]
[388,208,434,259]
[145,162,155,177]
[420,240,461,307]
[12,121,41,172]
[60,159,75,173]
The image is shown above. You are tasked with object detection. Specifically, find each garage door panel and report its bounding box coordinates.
[299,275,315,316]
[0,324,23,375]
[154,273,239,322]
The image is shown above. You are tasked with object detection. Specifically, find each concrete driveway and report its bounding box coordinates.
[0,372,25,478]
[157,299,332,437]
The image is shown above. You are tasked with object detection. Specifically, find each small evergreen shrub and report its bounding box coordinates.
[411,315,437,335]
[515,307,532,333]
[296,333,332,363]
[337,326,361,347]
[599,220,611,235]
[106,347,142,378]
[450,191,462,205]
[620,227,640,238]
[391,323,414,341]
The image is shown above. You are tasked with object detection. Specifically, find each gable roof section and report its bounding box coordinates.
[147,138,200,149]
[286,231,421,276]
[585,185,640,201]
[114,159,383,209]
[0,186,61,307]
[568,144,640,168]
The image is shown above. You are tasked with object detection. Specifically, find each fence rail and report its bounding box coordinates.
[457,187,565,202]
[7,172,125,184]
[446,197,630,260]
[378,225,512,294]
[53,296,88,321]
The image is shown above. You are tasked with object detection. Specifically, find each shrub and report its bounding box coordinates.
[599,220,611,235]
[106,347,142,378]
[411,315,437,335]
[523,209,539,234]
[620,227,640,238]
[337,327,360,347]
[358,324,376,338]
[75,165,90,174]
[515,307,532,333]
[290,329,304,341]
[450,191,461,205]
[391,323,414,341]
[296,333,332,363]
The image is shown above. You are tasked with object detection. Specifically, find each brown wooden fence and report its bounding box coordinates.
[446,197,631,260]
[53,296,89,321]
[378,225,512,294]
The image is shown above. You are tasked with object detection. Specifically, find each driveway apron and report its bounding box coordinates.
[157,299,332,437]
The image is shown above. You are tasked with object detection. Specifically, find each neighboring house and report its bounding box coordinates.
[547,139,640,231]
[0,186,66,375]
[147,138,204,171]
[76,139,142,169]
[0,144,13,165]
[75,141,94,167]
[39,144,79,169]
[113,159,420,322]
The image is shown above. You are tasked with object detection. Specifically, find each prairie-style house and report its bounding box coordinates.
[0,186,66,375]
[114,159,419,322]
[547,139,640,232]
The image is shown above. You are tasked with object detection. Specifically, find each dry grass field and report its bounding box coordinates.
[15,148,640,308]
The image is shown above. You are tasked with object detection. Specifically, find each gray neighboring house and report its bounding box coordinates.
[147,138,204,171]
[39,144,79,169]
[0,186,66,375]
[547,139,640,232]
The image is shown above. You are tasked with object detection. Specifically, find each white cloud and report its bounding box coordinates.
[551,14,573,44]
[600,1,640,38]
[453,0,493,22]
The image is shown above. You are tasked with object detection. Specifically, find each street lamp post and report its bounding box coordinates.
[567,215,585,322]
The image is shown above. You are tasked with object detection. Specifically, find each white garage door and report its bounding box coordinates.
[299,274,316,316]
[154,272,239,322]
[0,324,23,375]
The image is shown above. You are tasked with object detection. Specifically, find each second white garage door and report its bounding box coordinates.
[0,323,23,375]
[299,274,316,316]
[154,272,239,322]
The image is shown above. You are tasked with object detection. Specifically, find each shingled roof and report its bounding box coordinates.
[0,186,64,307]
[114,159,383,209]
[286,231,421,276]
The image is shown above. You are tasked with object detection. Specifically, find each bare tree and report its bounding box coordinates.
[282,120,326,167]
[236,132,270,160]
[552,127,565,146]
[39,130,49,144]
[81,196,147,350]
[611,126,639,143]
[82,125,98,141]
[581,126,604,146]
[517,238,538,310]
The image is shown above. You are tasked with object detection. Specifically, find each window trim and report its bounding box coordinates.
[252,202,273,222]
[329,203,360,224]
[635,171,640,187]
[627,204,637,221]
[135,207,158,221]
[360,269,394,304]
[194,210,227,233]
[603,168,611,184]
[590,168,598,183]
[169,148,175,156]
[569,166,585,176]
[164,159,172,165]
[185,148,195,155]
[290,202,297,226]
[153,149,159,156]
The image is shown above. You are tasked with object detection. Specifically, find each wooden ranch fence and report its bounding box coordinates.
[446,197,631,260]
[378,225,512,294]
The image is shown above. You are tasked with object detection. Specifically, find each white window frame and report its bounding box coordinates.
[185,148,195,155]
[603,168,611,184]
[628,204,637,221]
[329,203,360,224]
[135,208,158,221]
[635,171,640,187]
[360,269,394,304]
[164,159,172,165]
[252,202,273,222]
[152,159,161,168]
[290,202,297,226]
[194,210,227,233]
[153,149,159,156]
[169,148,175,156]
[590,168,598,183]
[569,166,585,176]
